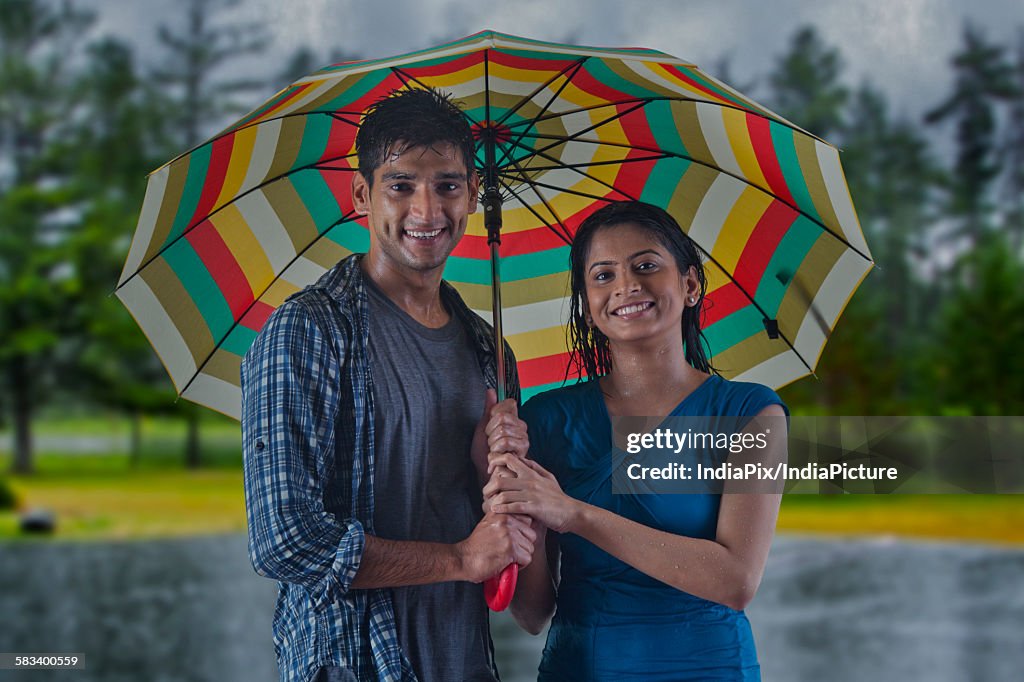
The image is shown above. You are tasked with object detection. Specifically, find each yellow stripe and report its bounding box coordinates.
[722,107,768,189]
[214,125,258,210]
[507,325,570,361]
[209,203,275,298]
[711,186,772,275]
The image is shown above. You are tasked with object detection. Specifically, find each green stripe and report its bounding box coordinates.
[639,157,690,204]
[579,59,659,100]
[312,69,393,112]
[499,47,588,62]
[290,169,342,231]
[443,246,571,285]
[754,215,821,316]
[703,306,763,355]
[644,100,688,157]
[294,115,333,168]
[165,143,211,248]
[222,325,258,357]
[163,240,233,340]
[521,379,572,402]
[325,222,371,252]
[771,124,821,223]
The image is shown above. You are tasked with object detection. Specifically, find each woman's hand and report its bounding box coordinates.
[484,454,581,533]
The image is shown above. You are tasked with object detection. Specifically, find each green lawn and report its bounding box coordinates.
[2,415,1022,544]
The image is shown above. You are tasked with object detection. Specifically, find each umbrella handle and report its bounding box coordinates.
[484,563,518,611]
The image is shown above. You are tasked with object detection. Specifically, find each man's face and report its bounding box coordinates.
[352,142,478,276]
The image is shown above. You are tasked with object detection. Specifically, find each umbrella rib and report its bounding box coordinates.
[695,248,815,377]
[502,154,671,172]
[495,57,589,127]
[498,177,572,247]
[494,58,589,170]
[498,134,640,202]
[177,209,363,399]
[504,156,576,245]
[115,151,360,294]
[523,131,874,264]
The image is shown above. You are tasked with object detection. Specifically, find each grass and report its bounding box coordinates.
[1,414,1022,544]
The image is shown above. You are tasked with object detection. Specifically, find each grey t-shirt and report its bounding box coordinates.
[365,278,497,682]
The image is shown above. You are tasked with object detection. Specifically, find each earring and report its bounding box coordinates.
[688,296,696,305]
[585,315,594,327]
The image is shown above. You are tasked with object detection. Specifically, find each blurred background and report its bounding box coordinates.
[1,0,1022,680]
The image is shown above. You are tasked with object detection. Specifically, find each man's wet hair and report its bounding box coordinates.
[356,88,477,186]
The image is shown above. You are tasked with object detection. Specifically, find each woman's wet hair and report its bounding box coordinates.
[567,201,715,381]
[356,88,475,186]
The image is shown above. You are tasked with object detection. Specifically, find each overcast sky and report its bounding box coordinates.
[86,0,1022,152]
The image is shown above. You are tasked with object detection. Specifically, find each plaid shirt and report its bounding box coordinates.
[241,254,519,682]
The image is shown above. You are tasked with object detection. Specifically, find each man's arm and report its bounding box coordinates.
[351,512,536,588]
[242,299,366,609]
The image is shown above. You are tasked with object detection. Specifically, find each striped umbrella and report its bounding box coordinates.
[116,30,872,420]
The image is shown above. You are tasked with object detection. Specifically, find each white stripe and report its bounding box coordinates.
[794,251,873,364]
[280,256,328,290]
[471,296,572,335]
[236,191,297,275]
[816,141,871,258]
[689,173,745,255]
[115,276,197,392]
[240,119,283,195]
[183,373,242,420]
[269,79,338,118]
[697,104,743,179]
[119,165,169,286]
[619,59,716,102]
[732,350,809,390]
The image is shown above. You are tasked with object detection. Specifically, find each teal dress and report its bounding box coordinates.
[520,375,786,681]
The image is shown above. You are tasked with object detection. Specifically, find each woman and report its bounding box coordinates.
[484,201,788,680]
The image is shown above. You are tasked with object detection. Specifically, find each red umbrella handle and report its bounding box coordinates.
[484,563,518,611]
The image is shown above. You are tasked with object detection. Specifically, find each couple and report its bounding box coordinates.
[241,88,787,682]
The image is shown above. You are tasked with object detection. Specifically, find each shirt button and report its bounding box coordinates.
[256,439,265,451]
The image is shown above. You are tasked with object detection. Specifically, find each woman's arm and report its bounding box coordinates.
[487,404,786,611]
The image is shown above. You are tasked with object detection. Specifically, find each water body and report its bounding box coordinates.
[0,535,1021,681]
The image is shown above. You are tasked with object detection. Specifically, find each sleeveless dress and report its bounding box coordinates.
[520,375,787,681]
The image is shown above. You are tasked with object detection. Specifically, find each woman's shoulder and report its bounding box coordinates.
[521,380,597,424]
[700,375,790,417]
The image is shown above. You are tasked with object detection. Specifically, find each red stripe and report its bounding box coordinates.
[702,282,750,327]
[187,220,253,319]
[190,134,235,227]
[403,51,484,78]
[321,167,357,217]
[565,67,636,106]
[320,116,358,163]
[340,72,407,116]
[450,226,569,259]
[662,65,739,107]
[518,352,573,387]
[747,113,795,206]
[489,49,577,72]
[240,300,276,333]
[734,201,797,293]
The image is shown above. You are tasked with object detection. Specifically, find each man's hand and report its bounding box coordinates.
[470,389,499,483]
[456,511,537,583]
[486,398,528,461]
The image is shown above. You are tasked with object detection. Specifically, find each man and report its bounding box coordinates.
[241,88,534,682]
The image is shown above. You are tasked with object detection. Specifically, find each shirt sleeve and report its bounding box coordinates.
[241,297,365,610]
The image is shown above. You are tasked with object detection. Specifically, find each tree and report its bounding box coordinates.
[767,26,848,139]
[1003,29,1024,253]
[0,0,94,473]
[925,22,1018,251]
[152,0,270,150]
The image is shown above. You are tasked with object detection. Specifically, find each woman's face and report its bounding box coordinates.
[583,223,700,347]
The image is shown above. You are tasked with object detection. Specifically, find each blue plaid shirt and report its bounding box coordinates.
[241,254,519,682]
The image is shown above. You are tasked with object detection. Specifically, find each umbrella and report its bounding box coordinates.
[116,30,872,608]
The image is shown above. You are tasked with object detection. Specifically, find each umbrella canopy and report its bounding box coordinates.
[116,30,872,419]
